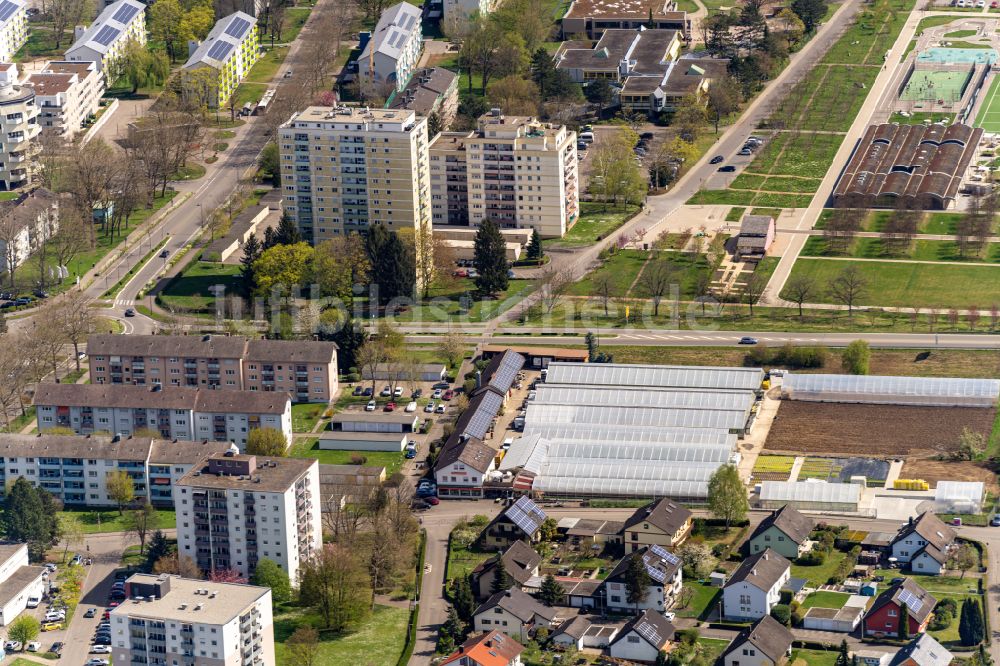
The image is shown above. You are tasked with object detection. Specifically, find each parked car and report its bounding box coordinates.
[435,403,446,414]
[83,608,96,618]
[468,269,479,279]
[737,337,758,345]
[411,388,423,399]
[393,386,403,398]
[352,386,364,396]
[365,400,377,412]
[33,290,48,298]
[26,596,40,608]
[738,148,752,155]
[718,165,736,172]
[432,389,443,399]
[507,269,516,278]
[442,389,454,400]
[40,622,61,632]
[362,387,373,397]
[709,155,724,164]
[577,141,588,150]
[380,386,391,397]
[4,641,21,651]
[85,660,110,666]
[405,401,417,413]
[991,514,1000,526]
[579,131,595,143]
[50,642,64,656]
[14,297,31,306]
[91,646,112,654]
[405,449,417,459]
[432,382,450,390]
[159,249,170,259]
[383,402,396,412]
[452,269,468,277]
[424,402,435,413]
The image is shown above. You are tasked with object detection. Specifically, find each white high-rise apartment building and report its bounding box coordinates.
[0,63,38,190]
[110,573,275,666]
[278,105,431,245]
[428,110,579,238]
[175,452,321,581]
[28,60,104,138]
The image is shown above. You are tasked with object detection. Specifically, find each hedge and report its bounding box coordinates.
[396,529,427,666]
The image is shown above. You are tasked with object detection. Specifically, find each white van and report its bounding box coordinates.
[26,596,40,608]
[579,131,595,143]
[405,401,417,413]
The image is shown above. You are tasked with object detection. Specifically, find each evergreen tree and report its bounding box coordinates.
[144,530,170,570]
[452,577,476,621]
[428,111,443,137]
[473,219,509,296]
[262,226,277,250]
[539,573,563,606]
[273,214,302,246]
[491,558,510,594]
[240,232,262,296]
[624,553,651,612]
[960,598,985,646]
[379,230,416,302]
[319,315,367,373]
[440,606,465,647]
[898,602,909,640]
[526,228,543,260]
[835,640,850,666]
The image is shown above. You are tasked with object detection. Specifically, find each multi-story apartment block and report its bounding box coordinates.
[87,334,339,403]
[0,0,27,63]
[65,0,146,73]
[0,188,58,271]
[0,544,45,627]
[442,0,493,29]
[0,433,229,507]
[0,63,38,190]
[183,12,259,108]
[29,60,104,138]
[175,451,321,580]
[428,111,579,238]
[278,106,431,245]
[111,573,275,666]
[33,384,292,450]
[358,2,422,92]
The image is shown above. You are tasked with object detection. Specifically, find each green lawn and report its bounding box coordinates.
[58,508,176,534]
[158,261,242,314]
[801,590,850,609]
[274,604,408,666]
[291,402,327,433]
[555,202,640,246]
[697,638,732,664]
[288,438,404,474]
[278,7,311,43]
[675,581,721,619]
[568,249,647,297]
[790,548,849,587]
[387,278,536,323]
[781,257,1000,309]
[791,649,840,666]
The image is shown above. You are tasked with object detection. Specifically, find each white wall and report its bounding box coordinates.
[610,633,659,663]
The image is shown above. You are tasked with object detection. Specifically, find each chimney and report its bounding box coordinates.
[187,40,200,58]
[74,25,86,41]
[763,552,769,560]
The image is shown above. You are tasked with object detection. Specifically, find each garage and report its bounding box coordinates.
[317,431,407,452]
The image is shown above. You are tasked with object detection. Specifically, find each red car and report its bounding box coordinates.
[384,402,396,412]
[426,496,440,505]
[452,269,468,277]
[108,601,120,608]
[442,389,454,400]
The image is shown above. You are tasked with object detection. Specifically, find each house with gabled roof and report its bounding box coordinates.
[621,498,693,553]
[722,549,791,621]
[862,579,936,637]
[602,545,682,612]
[358,1,423,91]
[890,512,956,575]
[435,436,496,499]
[470,541,542,599]
[472,587,558,642]
[441,630,525,666]
[608,609,675,663]
[748,505,813,560]
[721,615,794,666]
[65,0,145,73]
[889,634,952,666]
[477,496,547,550]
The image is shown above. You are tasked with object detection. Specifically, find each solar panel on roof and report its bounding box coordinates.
[897,588,923,615]
[112,3,139,24]
[506,502,540,535]
[649,544,680,565]
[644,561,666,582]
[225,16,251,39]
[0,0,19,22]
[464,391,502,440]
[635,620,661,646]
[403,13,417,29]
[489,352,524,392]
[207,40,234,62]
[93,25,120,46]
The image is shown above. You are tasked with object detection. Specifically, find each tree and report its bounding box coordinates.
[246,428,288,456]
[452,577,476,621]
[410,222,439,300]
[898,601,909,640]
[960,598,986,645]
[474,219,509,297]
[526,229,543,261]
[707,75,742,133]
[59,513,84,563]
[51,292,96,372]
[678,543,717,579]
[539,573,563,606]
[106,470,136,515]
[835,640,850,666]
[145,530,170,569]
[491,557,510,594]
[251,558,292,604]
[784,273,816,318]
[593,273,617,317]
[313,235,370,303]
[2,478,60,560]
[210,568,248,583]
[589,134,647,209]
[253,242,314,297]
[671,94,707,142]
[286,627,319,666]
[299,543,371,630]
[153,553,202,578]
[640,258,676,317]
[948,543,977,579]
[240,232,262,296]
[624,552,652,612]
[49,0,93,49]
[365,225,415,303]
[744,272,766,316]
[440,606,465,650]
[148,0,191,61]
[537,265,573,314]
[841,340,870,375]
[488,75,540,116]
[124,503,158,555]
[437,329,466,370]
[790,0,827,32]
[829,265,868,317]
[118,40,170,93]
[707,465,747,529]
[459,19,525,95]
[7,615,40,645]
[585,78,614,115]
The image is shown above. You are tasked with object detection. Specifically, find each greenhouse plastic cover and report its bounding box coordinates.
[533,476,712,498]
[532,385,756,413]
[525,403,748,430]
[545,440,733,464]
[783,373,1000,407]
[934,481,984,502]
[522,424,736,448]
[759,480,861,504]
[544,460,721,481]
[543,362,765,391]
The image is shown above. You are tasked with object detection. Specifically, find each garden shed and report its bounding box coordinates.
[758,480,861,513]
[781,373,1000,408]
[933,481,984,514]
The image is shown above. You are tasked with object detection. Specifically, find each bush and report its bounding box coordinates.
[780,589,793,605]
[675,628,699,646]
[796,550,826,566]
[349,454,368,465]
[771,604,791,626]
[463,379,477,394]
[929,610,953,631]
[937,598,959,616]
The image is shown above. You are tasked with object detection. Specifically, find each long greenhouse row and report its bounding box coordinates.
[781,373,1000,408]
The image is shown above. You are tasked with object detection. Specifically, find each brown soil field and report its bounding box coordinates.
[765,401,996,457]
[901,454,998,492]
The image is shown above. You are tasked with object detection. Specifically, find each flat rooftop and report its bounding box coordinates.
[177,454,315,493]
[114,574,269,625]
[565,0,682,20]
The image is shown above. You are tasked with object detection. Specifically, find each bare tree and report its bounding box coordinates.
[0,206,28,289]
[537,265,572,314]
[784,273,816,317]
[50,0,94,50]
[743,272,765,316]
[829,265,868,317]
[51,292,96,371]
[639,258,675,317]
[62,139,119,245]
[593,272,616,316]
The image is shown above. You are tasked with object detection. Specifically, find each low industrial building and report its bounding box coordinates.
[934,481,984,515]
[317,431,407,452]
[833,122,983,210]
[757,480,862,513]
[480,344,588,367]
[0,544,45,626]
[560,0,689,39]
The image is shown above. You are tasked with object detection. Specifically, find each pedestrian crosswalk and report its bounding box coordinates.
[115,299,134,307]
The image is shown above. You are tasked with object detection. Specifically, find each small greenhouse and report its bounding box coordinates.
[758,480,861,513]
[781,373,1000,408]
[933,481,984,515]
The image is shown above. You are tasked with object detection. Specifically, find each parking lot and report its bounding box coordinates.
[703,133,770,189]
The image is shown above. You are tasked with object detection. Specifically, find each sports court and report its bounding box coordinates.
[974,74,1000,131]
[916,47,998,64]
[900,70,970,102]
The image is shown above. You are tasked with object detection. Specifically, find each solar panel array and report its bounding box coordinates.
[488,351,523,393]
[897,588,924,615]
[634,619,662,647]
[93,25,120,46]
[650,544,680,566]
[464,391,503,440]
[402,13,417,30]
[225,16,252,39]
[111,3,139,24]
[644,560,667,582]
[505,496,545,535]
[0,0,20,22]
[207,40,234,62]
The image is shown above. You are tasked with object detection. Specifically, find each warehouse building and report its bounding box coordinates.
[758,481,862,513]
[781,373,1000,408]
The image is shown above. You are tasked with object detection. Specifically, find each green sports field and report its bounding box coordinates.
[975,75,1000,131]
[901,70,969,102]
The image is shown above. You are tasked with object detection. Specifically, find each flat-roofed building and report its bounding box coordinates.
[183,12,259,108]
[111,573,275,666]
[175,452,321,580]
[555,29,681,83]
[0,63,39,190]
[34,383,292,450]
[619,57,728,115]
[561,0,688,39]
[65,0,146,73]
[28,60,103,137]
[834,122,983,210]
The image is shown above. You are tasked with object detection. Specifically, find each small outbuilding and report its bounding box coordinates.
[736,214,775,260]
[317,431,407,452]
[329,411,419,434]
[802,595,867,633]
[758,480,861,513]
[551,616,591,650]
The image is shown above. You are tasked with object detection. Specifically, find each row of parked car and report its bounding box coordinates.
[711,136,766,172]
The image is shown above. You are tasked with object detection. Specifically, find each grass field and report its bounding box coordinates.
[790,548,849,586]
[158,261,242,314]
[801,591,850,609]
[790,649,840,666]
[556,202,639,246]
[782,257,1000,308]
[675,581,721,619]
[388,278,536,323]
[274,604,408,666]
[976,73,1000,132]
[291,402,327,432]
[59,508,177,534]
[289,438,404,474]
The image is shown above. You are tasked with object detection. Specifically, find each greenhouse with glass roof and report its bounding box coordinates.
[781,373,1000,408]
